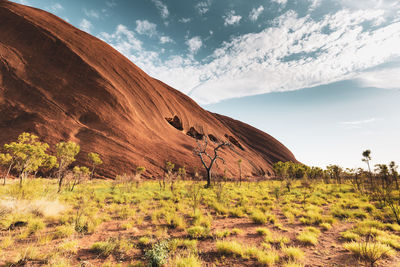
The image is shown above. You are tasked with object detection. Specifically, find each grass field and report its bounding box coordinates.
[0,178,399,266]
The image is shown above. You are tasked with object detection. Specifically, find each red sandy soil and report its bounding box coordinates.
[0,0,297,179]
[3,204,399,266]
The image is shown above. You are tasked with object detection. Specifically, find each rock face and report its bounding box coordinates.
[0,0,297,178]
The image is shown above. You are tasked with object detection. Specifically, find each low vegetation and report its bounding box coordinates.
[0,133,399,266]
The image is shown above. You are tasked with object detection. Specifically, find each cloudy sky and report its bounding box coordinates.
[12,0,400,169]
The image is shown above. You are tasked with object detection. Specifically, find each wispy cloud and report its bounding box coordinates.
[15,0,31,6]
[151,0,169,19]
[340,118,378,125]
[84,9,100,19]
[79,18,93,33]
[358,67,400,89]
[249,6,264,22]
[223,10,242,26]
[196,0,211,15]
[135,20,157,37]
[47,3,63,13]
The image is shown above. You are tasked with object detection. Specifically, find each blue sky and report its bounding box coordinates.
[12,0,400,169]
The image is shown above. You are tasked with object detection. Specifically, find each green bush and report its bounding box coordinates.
[145,240,169,267]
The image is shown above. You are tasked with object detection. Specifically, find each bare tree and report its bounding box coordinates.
[194,136,231,188]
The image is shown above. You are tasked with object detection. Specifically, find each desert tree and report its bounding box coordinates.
[193,136,231,188]
[273,161,291,191]
[186,180,203,216]
[67,166,90,191]
[326,164,343,184]
[164,161,177,192]
[177,166,186,181]
[0,153,14,185]
[41,154,58,175]
[3,133,52,187]
[362,149,373,186]
[389,161,399,190]
[375,164,390,191]
[56,141,80,192]
[88,152,103,179]
[308,166,324,180]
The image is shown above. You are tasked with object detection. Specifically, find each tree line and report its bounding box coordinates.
[0,132,102,192]
[273,150,400,224]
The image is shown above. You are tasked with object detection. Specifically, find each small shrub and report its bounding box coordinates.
[341,231,360,241]
[145,240,169,267]
[229,208,246,218]
[54,224,75,239]
[320,222,332,231]
[376,234,400,249]
[282,246,305,261]
[216,240,243,256]
[169,239,197,253]
[91,241,117,256]
[0,234,14,249]
[231,228,244,235]
[265,234,290,248]
[138,236,152,246]
[256,250,279,266]
[296,228,319,246]
[187,226,210,239]
[14,246,45,265]
[256,228,272,236]
[251,211,268,224]
[215,230,231,238]
[91,238,131,258]
[57,240,79,255]
[26,218,45,236]
[166,213,186,229]
[343,241,395,266]
[169,252,202,267]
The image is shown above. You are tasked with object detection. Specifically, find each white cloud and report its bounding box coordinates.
[249,6,264,21]
[308,0,321,11]
[357,67,400,89]
[47,3,63,13]
[179,18,191,23]
[99,24,142,52]
[135,20,157,37]
[84,9,100,19]
[272,0,288,6]
[79,19,93,33]
[223,10,242,26]
[160,36,173,44]
[340,0,400,10]
[186,36,203,54]
[151,0,169,19]
[100,8,400,104]
[196,0,211,15]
